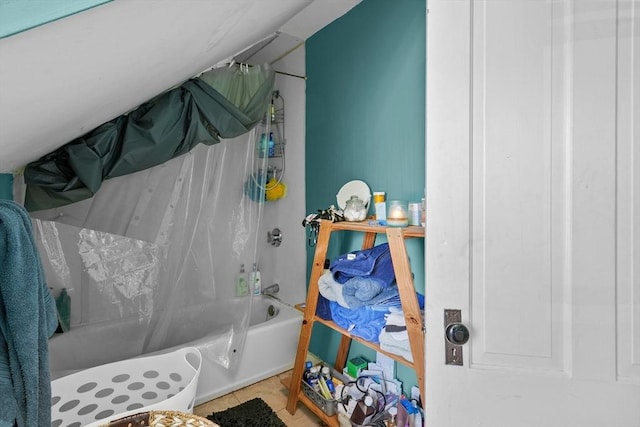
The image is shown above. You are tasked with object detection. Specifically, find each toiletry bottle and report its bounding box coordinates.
[259,133,268,157]
[321,366,336,395]
[321,365,331,380]
[268,132,275,157]
[373,191,387,222]
[55,288,71,333]
[350,395,376,425]
[236,264,248,297]
[303,361,313,384]
[308,366,320,390]
[251,263,262,295]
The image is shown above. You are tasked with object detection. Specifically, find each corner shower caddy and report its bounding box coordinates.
[285,220,425,426]
[250,90,286,200]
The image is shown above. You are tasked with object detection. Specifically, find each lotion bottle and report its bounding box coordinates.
[236,264,248,297]
[250,263,262,295]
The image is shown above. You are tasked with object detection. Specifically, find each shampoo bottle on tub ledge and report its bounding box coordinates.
[236,264,248,297]
[250,263,262,295]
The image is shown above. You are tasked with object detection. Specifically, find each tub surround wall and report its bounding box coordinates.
[256,45,307,308]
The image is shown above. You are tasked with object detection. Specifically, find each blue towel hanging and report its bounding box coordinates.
[0,200,58,427]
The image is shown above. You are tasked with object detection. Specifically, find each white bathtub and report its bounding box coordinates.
[49,296,302,405]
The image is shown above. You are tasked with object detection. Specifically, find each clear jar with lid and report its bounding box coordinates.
[343,195,367,222]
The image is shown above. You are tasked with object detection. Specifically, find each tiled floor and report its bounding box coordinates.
[193,370,325,426]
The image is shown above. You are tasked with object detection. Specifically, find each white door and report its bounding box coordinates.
[425,1,640,426]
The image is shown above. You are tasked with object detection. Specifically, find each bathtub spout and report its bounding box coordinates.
[262,283,280,296]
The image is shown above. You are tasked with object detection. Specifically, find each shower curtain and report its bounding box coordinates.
[25,64,275,373]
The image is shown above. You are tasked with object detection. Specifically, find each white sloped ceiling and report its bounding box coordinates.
[0,0,320,172]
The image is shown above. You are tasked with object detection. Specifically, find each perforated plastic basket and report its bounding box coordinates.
[51,347,202,427]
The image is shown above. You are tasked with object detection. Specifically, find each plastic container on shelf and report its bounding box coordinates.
[408,202,422,226]
[373,192,386,221]
[301,365,350,416]
[343,195,367,222]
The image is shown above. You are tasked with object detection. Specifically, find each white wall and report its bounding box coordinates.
[0,0,312,172]
[254,44,307,306]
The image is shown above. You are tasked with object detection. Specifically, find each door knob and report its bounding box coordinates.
[445,322,470,345]
[444,309,467,365]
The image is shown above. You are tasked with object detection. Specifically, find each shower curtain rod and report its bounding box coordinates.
[226,61,306,80]
[229,36,307,80]
[275,70,306,80]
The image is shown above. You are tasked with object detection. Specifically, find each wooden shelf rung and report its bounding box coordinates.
[312,316,418,369]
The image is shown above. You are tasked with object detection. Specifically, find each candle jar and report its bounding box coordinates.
[386,200,408,227]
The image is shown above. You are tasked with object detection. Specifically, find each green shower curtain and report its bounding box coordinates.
[23,64,275,212]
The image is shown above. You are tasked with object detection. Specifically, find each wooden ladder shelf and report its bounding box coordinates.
[286,220,425,426]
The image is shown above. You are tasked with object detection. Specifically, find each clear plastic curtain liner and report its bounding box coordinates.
[33,128,267,373]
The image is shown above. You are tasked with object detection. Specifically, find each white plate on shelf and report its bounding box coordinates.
[336,180,371,210]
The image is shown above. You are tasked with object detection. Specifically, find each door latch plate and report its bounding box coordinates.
[444,309,464,366]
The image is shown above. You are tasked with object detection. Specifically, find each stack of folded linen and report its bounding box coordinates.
[379,307,414,362]
[316,242,425,346]
[316,243,400,342]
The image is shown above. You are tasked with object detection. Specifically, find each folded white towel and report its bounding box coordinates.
[379,329,413,362]
[383,309,409,340]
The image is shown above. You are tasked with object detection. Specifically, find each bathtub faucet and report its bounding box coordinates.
[262,283,280,296]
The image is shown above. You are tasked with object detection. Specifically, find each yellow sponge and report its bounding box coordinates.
[265,178,287,201]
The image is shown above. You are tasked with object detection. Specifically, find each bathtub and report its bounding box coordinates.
[49,295,302,405]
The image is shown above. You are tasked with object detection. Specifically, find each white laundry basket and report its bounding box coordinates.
[51,347,202,427]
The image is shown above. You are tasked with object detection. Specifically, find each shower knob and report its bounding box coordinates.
[267,228,282,247]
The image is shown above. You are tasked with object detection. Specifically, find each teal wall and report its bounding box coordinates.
[0,174,12,200]
[0,0,111,38]
[305,0,426,392]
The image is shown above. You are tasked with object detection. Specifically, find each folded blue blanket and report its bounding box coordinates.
[329,301,387,343]
[330,243,396,287]
[0,200,58,427]
[342,276,384,302]
[315,294,333,321]
[343,281,403,310]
